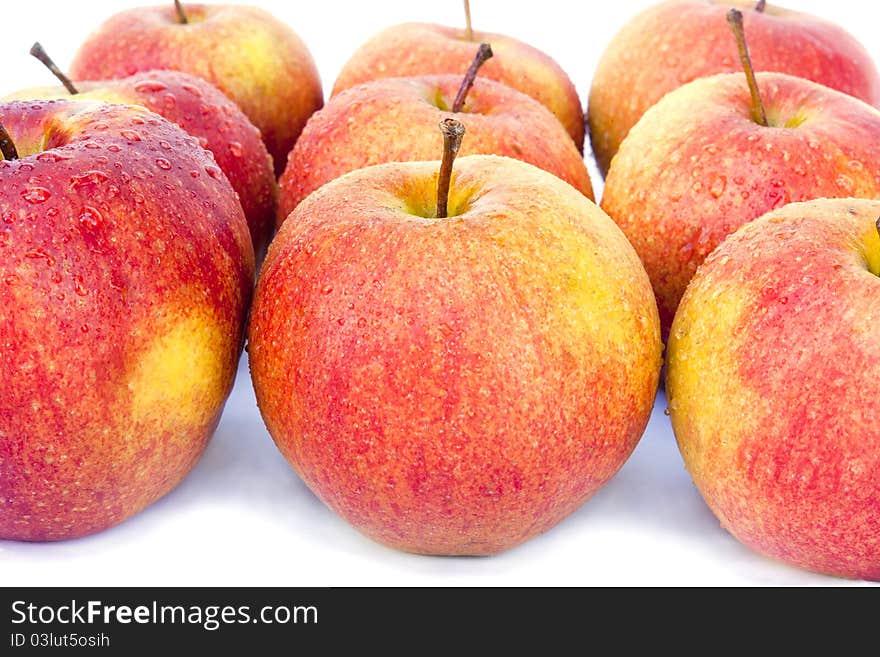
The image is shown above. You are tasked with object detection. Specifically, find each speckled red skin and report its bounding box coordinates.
[250,156,661,555]
[70,4,323,175]
[278,75,594,225]
[332,23,584,152]
[602,72,880,339]
[589,0,880,176]
[7,71,277,255]
[0,100,254,541]
[667,199,880,580]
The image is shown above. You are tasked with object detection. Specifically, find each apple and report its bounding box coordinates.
[7,45,276,255]
[277,46,593,224]
[249,119,661,555]
[331,8,584,151]
[666,197,880,581]
[601,11,880,337]
[69,2,323,175]
[589,0,880,176]
[0,99,254,541]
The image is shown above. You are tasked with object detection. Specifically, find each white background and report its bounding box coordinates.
[2,0,877,586]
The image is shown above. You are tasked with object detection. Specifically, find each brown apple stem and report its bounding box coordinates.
[437,118,466,219]
[29,43,79,95]
[727,9,768,127]
[452,43,493,113]
[755,0,767,12]
[464,0,473,41]
[0,121,19,161]
[175,0,188,24]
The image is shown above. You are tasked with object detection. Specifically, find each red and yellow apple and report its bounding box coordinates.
[277,75,594,224]
[589,0,880,175]
[249,153,661,555]
[332,22,584,151]
[0,99,254,541]
[667,198,880,581]
[6,69,276,254]
[602,71,880,336]
[70,3,323,174]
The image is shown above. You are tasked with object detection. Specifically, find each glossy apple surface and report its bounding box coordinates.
[667,198,880,581]
[7,70,276,254]
[589,0,880,175]
[278,75,593,224]
[250,155,661,555]
[602,72,880,336]
[0,99,254,541]
[332,23,584,151]
[70,3,323,174]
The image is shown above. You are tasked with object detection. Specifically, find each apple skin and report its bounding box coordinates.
[589,0,880,176]
[601,71,880,338]
[277,75,594,225]
[0,100,254,541]
[69,3,323,175]
[249,155,661,555]
[667,198,880,581]
[6,71,276,255]
[332,23,584,151]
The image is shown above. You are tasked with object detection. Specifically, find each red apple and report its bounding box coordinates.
[667,198,880,581]
[602,69,880,337]
[332,22,584,151]
[249,124,661,555]
[8,63,276,254]
[589,0,880,175]
[69,2,323,174]
[277,73,594,225]
[0,99,254,541]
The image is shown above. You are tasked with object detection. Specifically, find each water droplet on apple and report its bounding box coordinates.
[190,170,201,178]
[74,276,88,296]
[4,274,19,286]
[107,144,121,153]
[78,206,103,229]
[25,248,55,266]
[321,284,334,295]
[709,175,726,199]
[134,80,168,94]
[71,171,109,189]
[120,129,142,142]
[21,187,51,204]
[84,142,101,150]
[337,317,345,326]
[1,211,14,224]
[357,317,367,328]
[181,83,203,97]
[800,275,816,286]
[836,174,855,193]
[159,140,172,150]
[205,165,223,180]
[155,158,172,170]
[228,141,243,157]
[197,136,210,149]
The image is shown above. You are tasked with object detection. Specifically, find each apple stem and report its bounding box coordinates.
[727,9,768,127]
[464,0,473,41]
[437,118,466,219]
[755,0,767,12]
[0,121,19,161]
[175,0,188,24]
[452,43,493,113]
[29,43,79,95]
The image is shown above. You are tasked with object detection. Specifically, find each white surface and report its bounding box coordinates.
[1,0,878,586]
